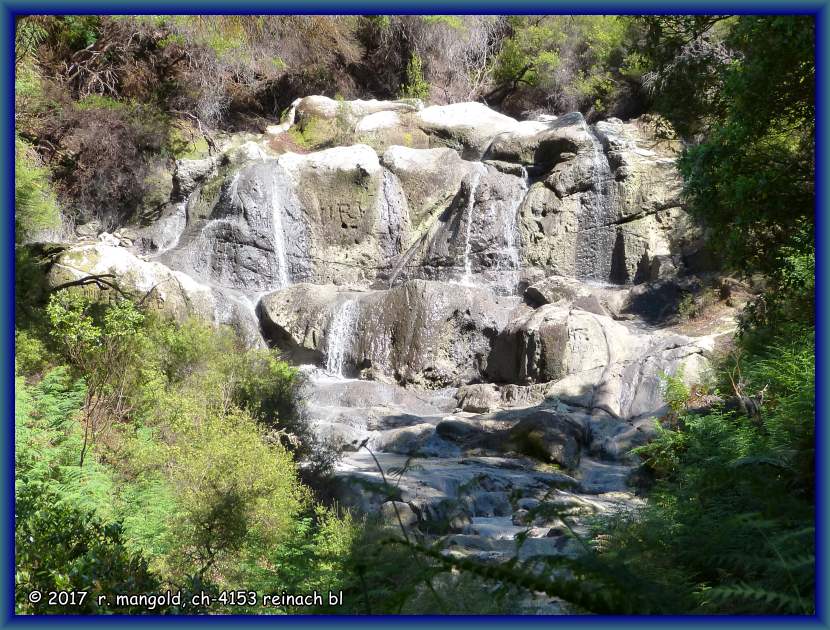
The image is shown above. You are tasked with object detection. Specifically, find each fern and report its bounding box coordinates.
[703,583,812,614]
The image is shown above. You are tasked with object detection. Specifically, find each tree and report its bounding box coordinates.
[46,292,146,466]
[678,17,814,284]
[398,53,430,100]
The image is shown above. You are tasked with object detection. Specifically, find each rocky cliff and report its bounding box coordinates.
[44,96,740,578]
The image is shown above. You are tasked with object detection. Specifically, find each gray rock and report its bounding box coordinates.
[381,146,473,230]
[488,304,715,418]
[370,423,435,455]
[487,112,593,166]
[137,163,175,221]
[517,116,696,284]
[455,383,501,413]
[517,497,541,511]
[524,275,630,317]
[261,280,514,387]
[415,102,521,159]
[75,219,102,239]
[161,160,313,293]
[506,411,585,469]
[436,418,483,442]
[380,500,419,528]
[175,156,218,197]
[414,163,527,285]
[46,244,215,323]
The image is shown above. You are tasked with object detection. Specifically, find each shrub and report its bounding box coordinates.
[164,408,308,584]
[14,136,60,242]
[14,328,52,377]
[398,53,430,100]
[15,367,159,614]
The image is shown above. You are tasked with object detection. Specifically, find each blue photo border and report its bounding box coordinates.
[1,1,827,627]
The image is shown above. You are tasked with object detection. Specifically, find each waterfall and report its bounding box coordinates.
[325,298,359,377]
[499,167,528,272]
[149,198,188,259]
[460,170,484,285]
[271,173,291,289]
[575,125,619,281]
[228,172,241,204]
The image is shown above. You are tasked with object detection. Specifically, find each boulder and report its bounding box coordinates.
[46,244,215,322]
[436,418,484,442]
[380,501,419,529]
[291,96,425,150]
[415,102,521,159]
[488,304,714,418]
[295,95,422,123]
[175,156,218,197]
[488,304,640,384]
[417,163,527,283]
[137,163,175,221]
[75,219,102,240]
[258,284,341,364]
[370,423,435,455]
[506,411,585,469]
[133,202,187,255]
[524,275,630,317]
[455,383,501,413]
[260,280,514,387]
[369,422,435,455]
[487,112,594,167]
[429,407,585,470]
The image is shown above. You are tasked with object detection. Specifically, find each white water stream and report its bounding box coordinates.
[271,172,291,289]
[325,298,359,377]
[460,170,484,285]
[499,167,528,273]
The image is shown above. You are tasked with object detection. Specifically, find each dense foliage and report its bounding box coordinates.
[579,14,816,615]
[642,16,815,281]
[15,294,345,613]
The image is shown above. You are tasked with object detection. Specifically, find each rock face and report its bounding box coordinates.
[163,160,312,293]
[516,113,696,283]
[43,96,739,598]
[487,303,713,418]
[277,145,409,284]
[381,145,471,231]
[260,280,519,387]
[112,98,703,299]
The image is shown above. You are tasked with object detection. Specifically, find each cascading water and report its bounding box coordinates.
[148,198,188,259]
[325,298,359,377]
[460,170,484,285]
[228,171,241,204]
[270,172,291,289]
[498,167,528,273]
